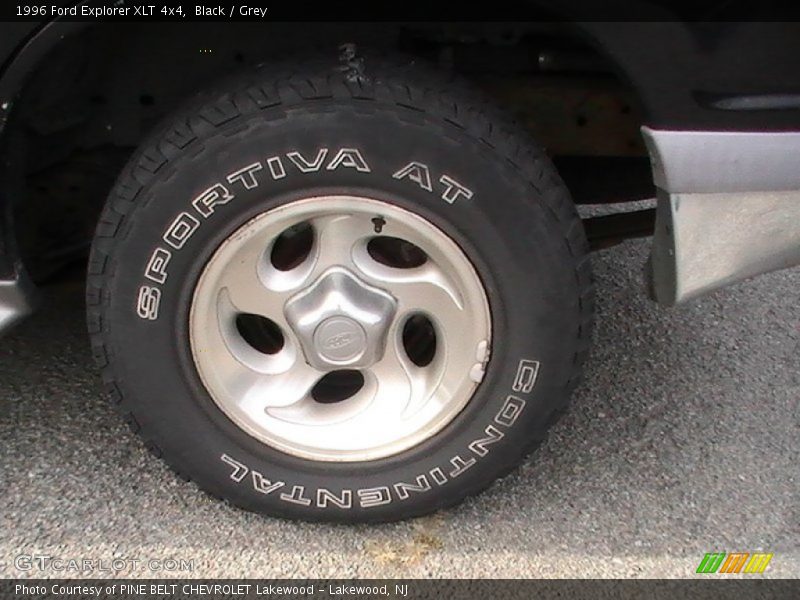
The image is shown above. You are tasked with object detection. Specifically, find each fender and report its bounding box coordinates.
[0,22,90,133]
[0,8,799,334]
[2,5,800,132]
[0,16,88,335]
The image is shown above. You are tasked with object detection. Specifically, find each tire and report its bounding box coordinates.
[86,51,594,523]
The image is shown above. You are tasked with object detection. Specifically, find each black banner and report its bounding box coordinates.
[2,0,800,22]
[2,579,799,600]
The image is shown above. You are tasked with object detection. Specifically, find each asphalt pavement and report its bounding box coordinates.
[1,236,798,579]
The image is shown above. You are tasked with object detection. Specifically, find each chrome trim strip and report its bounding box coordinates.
[642,127,800,194]
[708,94,800,111]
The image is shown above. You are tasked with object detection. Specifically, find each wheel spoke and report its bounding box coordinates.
[214,235,289,319]
[240,358,321,415]
[308,213,371,277]
[366,330,431,419]
[357,259,466,336]
[263,376,375,427]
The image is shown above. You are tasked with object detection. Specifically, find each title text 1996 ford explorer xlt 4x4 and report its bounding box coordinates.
[0,8,798,522]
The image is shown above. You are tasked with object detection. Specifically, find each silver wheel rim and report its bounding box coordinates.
[190,195,491,462]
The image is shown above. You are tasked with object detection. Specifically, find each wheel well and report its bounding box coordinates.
[4,21,653,281]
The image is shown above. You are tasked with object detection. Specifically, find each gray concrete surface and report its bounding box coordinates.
[1,238,798,579]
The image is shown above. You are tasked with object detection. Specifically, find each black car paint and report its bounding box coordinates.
[2,19,800,134]
[0,14,798,282]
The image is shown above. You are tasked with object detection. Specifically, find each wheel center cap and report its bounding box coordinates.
[284,267,397,369]
[314,316,367,363]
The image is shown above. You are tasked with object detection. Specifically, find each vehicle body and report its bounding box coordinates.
[0,8,798,521]
[3,18,800,328]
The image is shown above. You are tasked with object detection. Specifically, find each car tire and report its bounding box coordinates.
[86,51,594,523]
